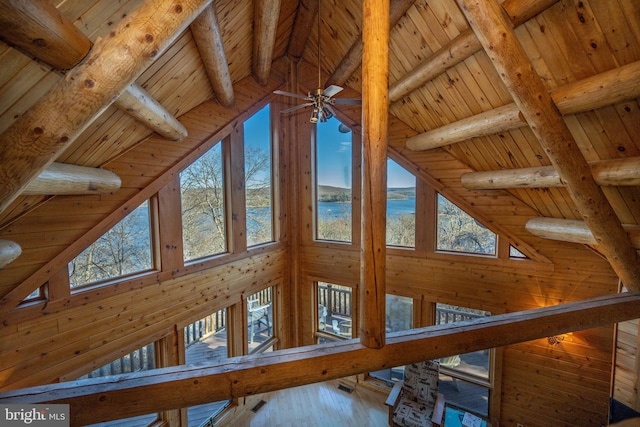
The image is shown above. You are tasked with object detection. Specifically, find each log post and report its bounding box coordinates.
[253,0,282,86]
[462,157,640,189]
[0,0,213,214]
[190,5,235,107]
[23,163,121,195]
[360,0,389,349]
[0,240,21,269]
[325,0,415,87]
[455,0,640,291]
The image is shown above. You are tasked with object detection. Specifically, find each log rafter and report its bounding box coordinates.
[286,0,318,62]
[0,0,213,215]
[461,157,640,189]
[526,217,640,249]
[454,0,640,292]
[0,0,187,142]
[253,0,282,86]
[23,163,121,196]
[3,292,640,426]
[407,60,640,151]
[190,5,235,107]
[386,0,559,102]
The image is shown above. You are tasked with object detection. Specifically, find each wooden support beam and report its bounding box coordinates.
[0,239,21,269]
[0,0,213,214]
[253,0,282,86]
[3,292,640,426]
[360,0,389,349]
[22,162,121,196]
[461,157,640,189]
[286,0,318,62]
[116,84,188,141]
[325,0,415,87]
[455,0,640,291]
[388,0,558,102]
[0,0,91,69]
[526,217,640,249]
[407,60,640,151]
[190,5,235,107]
[0,0,187,141]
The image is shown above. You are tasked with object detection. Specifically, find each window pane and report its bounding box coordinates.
[510,245,527,259]
[317,282,353,341]
[436,194,496,255]
[316,117,352,242]
[181,143,227,261]
[247,287,273,352]
[387,159,416,247]
[69,201,152,288]
[244,104,273,246]
[79,342,156,379]
[441,381,490,418]
[370,294,413,382]
[185,309,231,425]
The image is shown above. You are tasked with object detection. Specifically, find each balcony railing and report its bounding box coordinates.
[185,310,227,349]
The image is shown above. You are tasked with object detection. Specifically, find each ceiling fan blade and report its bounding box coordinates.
[324,104,336,119]
[322,85,343,97]
[333,98,362,105]
[273,90,309,100]
[281,103,313,113]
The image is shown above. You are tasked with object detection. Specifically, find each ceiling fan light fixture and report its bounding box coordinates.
[310,107,320,123]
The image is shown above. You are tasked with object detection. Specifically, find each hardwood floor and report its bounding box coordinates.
[220,379,389,427]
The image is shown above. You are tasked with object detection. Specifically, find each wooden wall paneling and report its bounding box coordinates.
[157,176,184,273]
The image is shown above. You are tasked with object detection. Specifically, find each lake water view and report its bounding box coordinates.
[317,197,416,221]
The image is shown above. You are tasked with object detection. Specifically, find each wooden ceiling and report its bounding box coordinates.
[0,0,639,293]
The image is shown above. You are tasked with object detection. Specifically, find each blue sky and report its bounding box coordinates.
[244,105,416,189]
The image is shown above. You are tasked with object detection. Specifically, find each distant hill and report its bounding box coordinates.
[318,185,416,202]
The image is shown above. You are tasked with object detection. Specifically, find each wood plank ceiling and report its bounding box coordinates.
[0,0,639,293]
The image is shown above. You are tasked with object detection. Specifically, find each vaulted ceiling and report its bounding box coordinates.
[0,0,639,294]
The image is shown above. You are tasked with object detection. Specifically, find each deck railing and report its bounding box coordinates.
[184,310,227,348]
[436,306,487,325]
[318,283,352,319]
[80,343,155,379]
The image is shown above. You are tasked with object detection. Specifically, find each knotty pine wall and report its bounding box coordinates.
[0,71,293,391]
[290,100,620,426]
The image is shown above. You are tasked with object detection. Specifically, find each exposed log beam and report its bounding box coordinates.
[526,217,640,249]
[0,0,187,141]
[286,0,318,62]
[116,84,188,141]
[253,0,282,86]
[22,162,121,196]
[0,0,91,69]
[388,0,558,102]
[461,157,640,189]
[190,5,235,107]
[360,0,389,349]
[0,0,213,215]
[455,0,640,291]
[0,239,21,269]
[3,292,640,426]
[325,0,415,87]
[407,60,640,151]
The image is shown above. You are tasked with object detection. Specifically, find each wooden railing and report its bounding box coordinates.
[436,306,487,325]
[318,283,352,319]
[80,343,155,379]
[184,310,227,348]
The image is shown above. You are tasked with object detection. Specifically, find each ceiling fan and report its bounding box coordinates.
[273,0,361,123]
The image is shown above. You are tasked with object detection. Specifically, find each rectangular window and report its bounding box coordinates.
[244,104,273,246]
[387,159,416,247]
[370,294,413,382]
[436,194,496,256]
[69,201,153,288]
[181,142,227,261]
[247,287,274,353]
[185,309,231,425]
[436,303,491,418]
[317,282,353,342]
[316,118,353,242]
